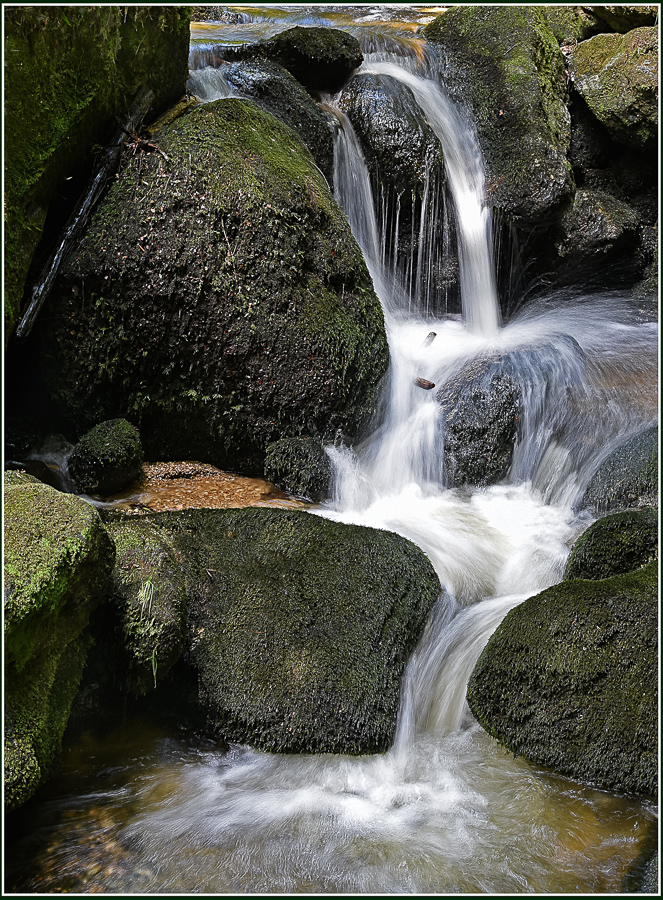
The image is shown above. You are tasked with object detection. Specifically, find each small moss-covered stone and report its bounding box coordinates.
[68,418,143,495]
[143,507,439,754]
[4,475,114,810]
[104,517,187,696]
[264,436,332,501]
[564,507,658,581]
[467,561,658,797]
[581,423,658,513]
[570,27,658,148]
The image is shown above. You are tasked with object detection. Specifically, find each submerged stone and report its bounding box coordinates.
[467,560,658,797]
[580,423,658,513]
[4,476,114,810]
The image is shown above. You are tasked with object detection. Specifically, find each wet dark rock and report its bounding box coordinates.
[569,27,658,149]
[223,25,363,92]
[555,188,640,261]
[68,419,143,496]
[564,507,658,581]
[4,416,44,462]
[542,6,605,44]
[103,517,188,696]
[580,423,658,513]
[264,436,332,502]
[110,507,440,755]
[39,99,388,473]
[224,59,335,184]
[438,359,522,488]
[4,475,115,810]
[467,559,658,797]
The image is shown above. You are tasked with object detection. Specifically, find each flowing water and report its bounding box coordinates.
[6,6,659,894]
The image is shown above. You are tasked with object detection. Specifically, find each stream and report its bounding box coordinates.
[5,5,658,894]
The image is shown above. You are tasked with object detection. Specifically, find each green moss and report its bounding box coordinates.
[4,475,115,810]
[68,418,143,495]
[468,561,658,796]
[4,6,191,343]
[264,436,332,500]
[564,507,658,580]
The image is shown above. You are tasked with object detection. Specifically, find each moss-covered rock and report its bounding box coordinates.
[467,560,658,797]
[38,98,388,472]
[140,507,439,754]
[4,5,191,343]
[68,418,143,495]
[4,476,115,810]
[264,436,332,501]
[223,58,335,184]
[223,25,363,92]
[564,507,658,580]
[542,6,605,44]
[580,423,658,513]
[424,5,574,224]
[104,517,188,696]
[569,27,658,148]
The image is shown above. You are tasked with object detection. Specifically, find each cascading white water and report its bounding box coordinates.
[8,15,657,894]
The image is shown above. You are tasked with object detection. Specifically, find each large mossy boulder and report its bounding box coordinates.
[39,98,389,472]
[589,6,659,34]
[564,507,658,581]
[136,507,440,754]
[467,560,658,797]
[569,27,658,149]
[424,5,574,224]
[68,418,143,496]
[4,475,115,810]
[4,5,191,343]
[223,25,363,92]
[579,423,658,513]
[224,58,335,184]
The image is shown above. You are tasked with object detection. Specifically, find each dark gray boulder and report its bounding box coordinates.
[68,418,143,496]
[580,423,658,513]
[555,188,640,262]
[467,560,658,797]
[142,507,440,754]
[224,58,335,184]
[264,435,332,501]
[563,507,658,581]
[438,359,522,488]
[222,25,363,92]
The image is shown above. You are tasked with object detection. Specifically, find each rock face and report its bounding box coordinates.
[564,507,658,580]
[224,59,336,185]
[589,5,659,34]
[467,560,658,797]
[135,507,439,754]
[580,423,658,513]
[555,188,640,262]
[223,25,363,92]
[4,5,191,343]
[438,359,522,488]
[4,475,115,810]
[264,436,332,501]
[569,27,658,148]
[39,98,389,472]
[68,419,143,496]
